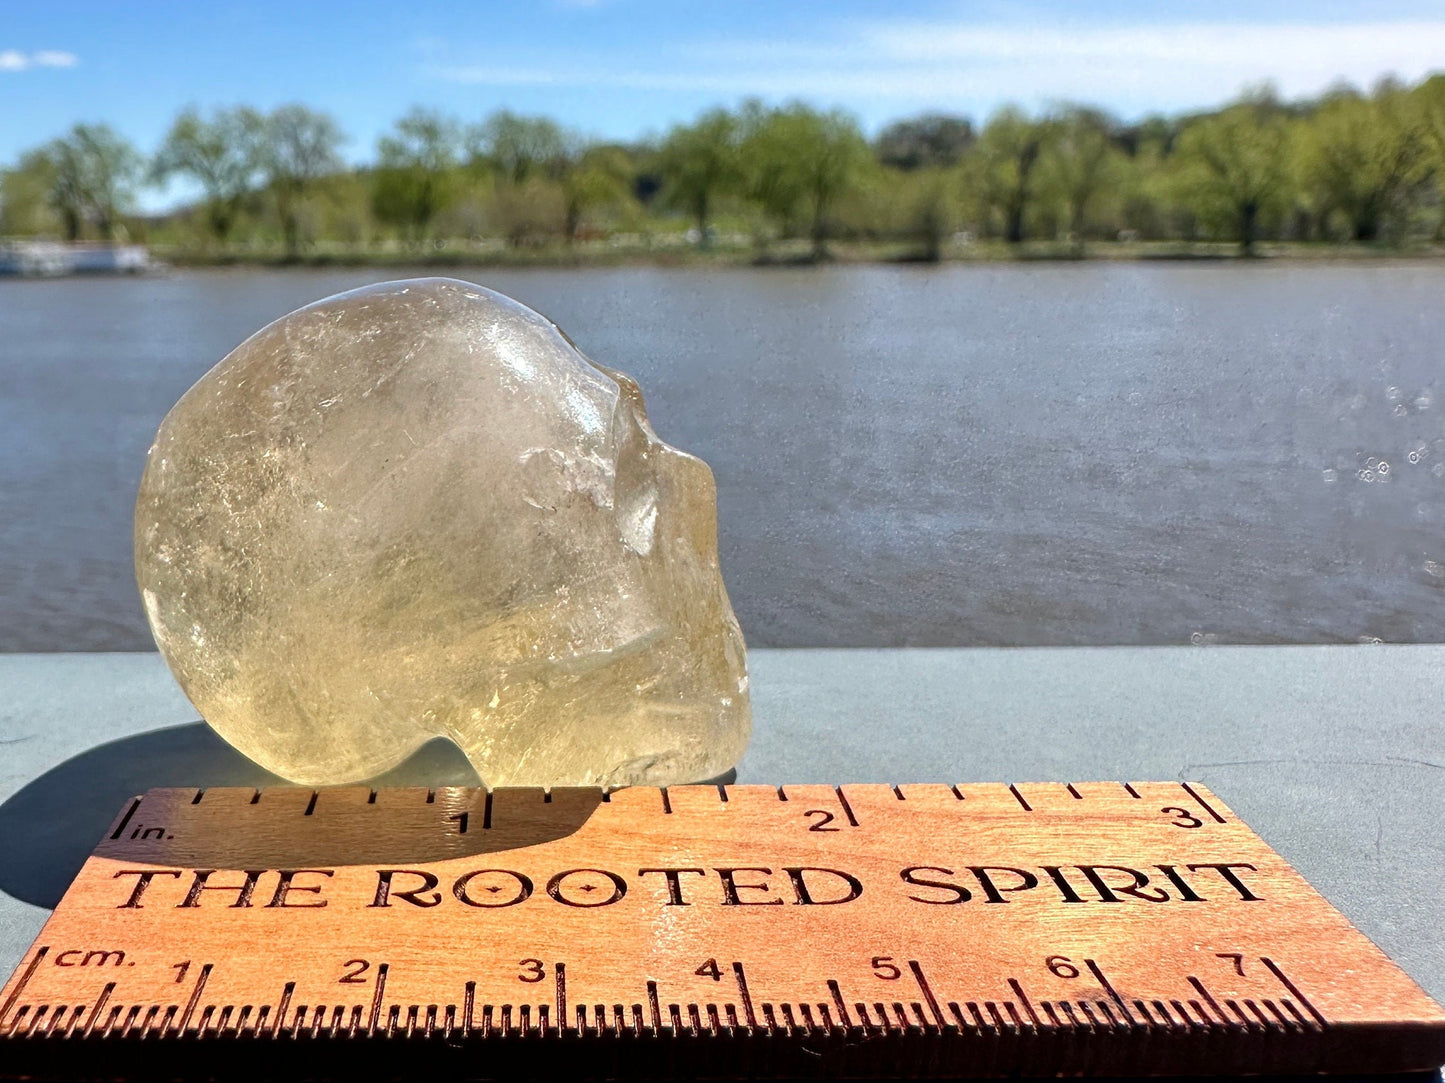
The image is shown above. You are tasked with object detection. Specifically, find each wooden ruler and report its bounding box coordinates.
[2,782,1442,1079]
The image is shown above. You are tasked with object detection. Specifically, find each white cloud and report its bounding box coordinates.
[32,50,78,68]
[427,18,1445,118]
[846,18,1445,102]
[436,65,571,86]
[0,49,78,72]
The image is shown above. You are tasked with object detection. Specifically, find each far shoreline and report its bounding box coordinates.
[151,239,1445,271]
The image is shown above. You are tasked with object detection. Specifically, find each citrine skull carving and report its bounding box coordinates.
[136,278,750,787]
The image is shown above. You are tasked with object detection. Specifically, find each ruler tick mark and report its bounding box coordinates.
[891,784,906,800]
[660,787,672,814]
[1156,998,1180,1027]
[1044,1000,1066,1030]
[827,980,851,1027]
[41,1004,67,1038]
[1123,782,1141,798]
[1091,998,1117,1030]
[986,1001,1009,1033]
[1183,998,1208,1027]
[910,961,946,1029]
[1,946,47,1029]
[1085,959,1134,1024]
[367,963,388,1033]
[834,786,859,826]
[555,963,566,1031]
[302,791,317,816]
[1008,978,1042,1028]
[1176,998,1203,1028]
[109,799,141,839]
[1066,783,1082,799]
[67,1003,90,1038]
[482,790,493,829]
[1279,998,1310,1027]
[82,982,114,1038]
[1261,957,1327,1027]
[1261,998,1290,1028]
[1180,782,1226,823]
[54,1006,77,1040]
[1188,976,1228,1025]
[946,1001,968,1032]
[732,962,757,1028]
[797,1002,817,1033]
[1243,999,1269,1028]
[21,1007,45,1040]
[275,982,294,1036]
[1009,784,1032,811]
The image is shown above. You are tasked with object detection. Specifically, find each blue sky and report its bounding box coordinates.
[4,0,1444,194]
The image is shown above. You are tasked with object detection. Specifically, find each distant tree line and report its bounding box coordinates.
[4,75,1445,259]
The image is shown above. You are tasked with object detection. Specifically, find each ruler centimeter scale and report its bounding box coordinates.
[1,781,1442,1079]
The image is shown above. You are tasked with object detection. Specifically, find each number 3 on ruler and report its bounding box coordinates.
[1162,807,1204,829]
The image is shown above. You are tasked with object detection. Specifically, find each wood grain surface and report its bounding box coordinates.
[1,781,1441,1079]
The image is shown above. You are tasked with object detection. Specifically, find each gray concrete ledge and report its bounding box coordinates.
[1,646,1442,1006]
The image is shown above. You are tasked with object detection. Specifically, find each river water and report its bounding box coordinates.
[2,263,1443,651]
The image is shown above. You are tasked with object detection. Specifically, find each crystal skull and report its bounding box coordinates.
[135,278,750,787]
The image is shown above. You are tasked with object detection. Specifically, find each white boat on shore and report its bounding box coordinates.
[0,241,153,277]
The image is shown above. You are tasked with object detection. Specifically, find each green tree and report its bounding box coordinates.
[1173,94,1293,254]
[151,106,264,243]
[470,111,567,184]
[1301,85,1428,242]
[969,107,1051,243]
[372,107,461,245]
[49,125,142,240]
[1418,75,1445,239]
[467,111,573,247]
[1040,106,1119,248]
[260,104,345,256]
[42,124,142,240]
[560,143,633,244]
[488,177,565,247]
[876,113,974,171]
[656,108,743,246]
[741,102,868,259]
[1114,116,1181,240]
[900,168,955,261]
[0,149,60,236]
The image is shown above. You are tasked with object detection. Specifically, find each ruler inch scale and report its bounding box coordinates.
[1,781,1442,1079]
